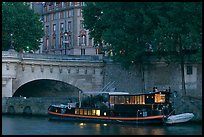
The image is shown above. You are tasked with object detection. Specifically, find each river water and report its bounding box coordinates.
[2,115,202,135]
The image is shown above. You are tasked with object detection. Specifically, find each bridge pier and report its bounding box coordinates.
[2,77,13,97]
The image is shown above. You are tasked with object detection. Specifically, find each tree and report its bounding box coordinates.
[151,2,202,95]
[2,2,44,52]
[82,2,108,53]
[82,2,202,93]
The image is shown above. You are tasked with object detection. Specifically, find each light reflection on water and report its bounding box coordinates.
[2,115,202,135]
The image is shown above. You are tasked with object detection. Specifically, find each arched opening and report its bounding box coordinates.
[7,106,15,114]
[13,79,81,98]
[23,106,32,115]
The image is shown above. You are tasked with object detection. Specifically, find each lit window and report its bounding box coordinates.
[60,23,64,32]
[79,109,83,115]
[92,109,96,115]
[104,112,106,116]
[155,94,165,103]
[96,110,100,116]
[53,24,56,32]
[75,108,79,114]
[84,109,87,115]
[109,96,114,104]
[88,109,92,115]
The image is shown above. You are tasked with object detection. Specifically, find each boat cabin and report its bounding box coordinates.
[78,90,173,117]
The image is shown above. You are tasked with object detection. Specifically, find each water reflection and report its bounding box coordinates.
[2,115,202,135]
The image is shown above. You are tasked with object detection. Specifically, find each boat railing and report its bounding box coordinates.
[67,102,77,108]
[99,81,115,92]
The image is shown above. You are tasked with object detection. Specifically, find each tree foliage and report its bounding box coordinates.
[2,2,44,52]
[82,2,202,68]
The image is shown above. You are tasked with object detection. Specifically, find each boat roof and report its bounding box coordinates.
[80,90,171,96]
[51,104,67,108]
[80,91,129,95]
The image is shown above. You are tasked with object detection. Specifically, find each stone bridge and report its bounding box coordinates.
[2,51,105,97]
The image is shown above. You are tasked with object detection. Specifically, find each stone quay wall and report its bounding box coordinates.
[2,97,77,116]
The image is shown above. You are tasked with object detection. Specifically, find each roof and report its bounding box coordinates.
[80,91,129,95]
[80,90,171,96]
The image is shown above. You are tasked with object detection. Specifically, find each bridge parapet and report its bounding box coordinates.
[2,51,104,62]
[2,51,19,58]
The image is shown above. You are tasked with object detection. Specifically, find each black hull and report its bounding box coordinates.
[48,112,165,125]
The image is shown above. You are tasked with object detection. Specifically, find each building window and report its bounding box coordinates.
[68,21,71,30]
[45,15,49,22]
[187,65,193,75]
[56,2,59,8]
[74,2,80,6]
[51,14,54,20]
[69,10,73,17]
[80,20,84,29]
[59,2,62,8]
[52,37,56,49]
[60,12,64,19]
[68,35,71,46]
[54,13,57,20]
[46,38,49,50]
[79,2,82,6]
[78,9,82,17]
[81,49,85,55]
[44,6,47,12]
[49,5,52,11]
[70,2,73,6]
[53,24,56,33]
[65,2,69,7]
[46,25,49,34]
[60,23,64,32]
[60,36,63,48]
[65,11,68,18]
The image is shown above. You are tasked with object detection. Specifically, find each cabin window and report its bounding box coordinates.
[75,108,79,114]
[125,96,130,104]
[140,95,145,104]
[118,96,125,104]
[88,109,92,115]
[114,96,119,104]
[110,96,114,104]
[92,109,96,115]
[84,109,87,115]
[130,96,135,104]
[134,95,145,104]
[135,96,139,104]
[96,110,100,116]
[79,109,83,115]
[155,94,166,103]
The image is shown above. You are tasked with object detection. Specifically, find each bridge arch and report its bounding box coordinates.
[13,79,81,97]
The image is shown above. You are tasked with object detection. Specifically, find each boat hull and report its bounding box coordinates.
[48,111,165,125]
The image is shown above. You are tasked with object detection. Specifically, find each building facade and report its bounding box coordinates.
[42,2,97,55]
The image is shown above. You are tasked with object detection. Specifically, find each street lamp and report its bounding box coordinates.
[64,30,68,55]
[79,30,86,55]
[10,33,14,50]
